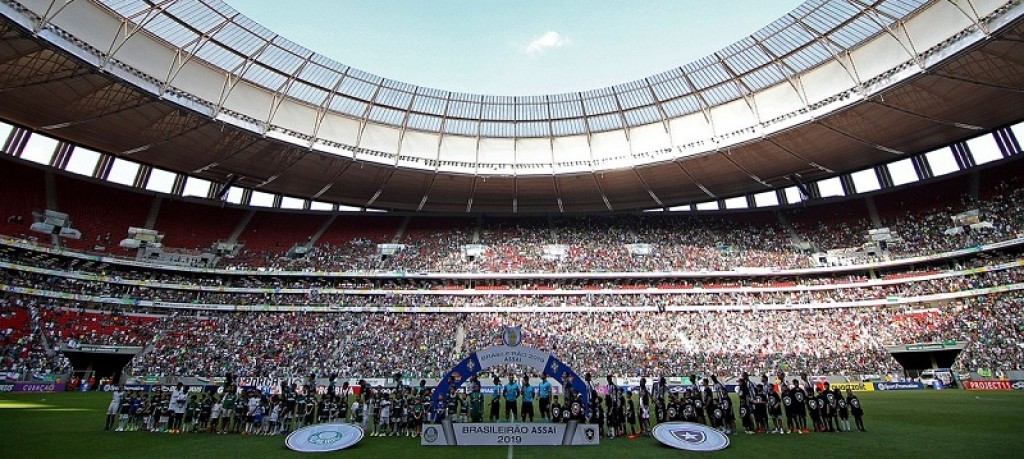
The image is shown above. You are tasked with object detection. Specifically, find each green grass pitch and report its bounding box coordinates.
[2,390,1023,458]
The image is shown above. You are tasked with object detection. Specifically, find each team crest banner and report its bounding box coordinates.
[502,325,523,347]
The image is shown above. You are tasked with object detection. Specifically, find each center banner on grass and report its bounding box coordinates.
[421,422,599,446]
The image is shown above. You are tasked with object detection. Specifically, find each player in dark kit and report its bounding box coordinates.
[609,389,624,436]
[592,394,606,438]
[586,389,600,425]
[752,384,769,433]
[625,391,637,438]
[835,388,850,432]
[823,382,838,432]
[638,386,651,437]
[561,396,573,424]
[791,379,808,433]
[489,377,502,422]
[551,395,563,425]
[847,389,866,431]
[740,397,754,434]
[768,386,783,434]
[469,384,484,423]
[816,387,830,432]
[702,381,716,428]
[691,387,706,424]
[808,389,823,432]
[781,384,795,434]
[605,388,619,436]
[719,392,736,435]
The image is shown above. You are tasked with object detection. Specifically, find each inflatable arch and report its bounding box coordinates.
[430,327,590,419]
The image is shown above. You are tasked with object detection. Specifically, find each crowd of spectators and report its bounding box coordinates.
[1,288,1021,382]
[2,261,1021,309]
[1,177,1022,384]
[208,181,1024,273]
[110,293,1024,379]
[0,295,71,379]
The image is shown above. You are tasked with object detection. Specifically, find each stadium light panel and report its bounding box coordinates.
[0,121,11,149]
[851,169,880,193]
[249,190,275,207]
[226,187,244,204]
[20,134,58,165]
[888,158,918,186]
[1012,122,1024,149]
[966,134,1002,165]
[182,177,211,198]
[724,196,748,209]
[925,149,959,177]
[280,196,305,209]
[145,168,176,194]
[753,191,779,207]
[817,176,844,198]
[107,159,140,186]
[784,186,803,203]
[310,201,333,211]
[695,201,718,211]
[64,148,100,177]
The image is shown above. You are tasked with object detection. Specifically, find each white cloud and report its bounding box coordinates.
[525,31,570,55]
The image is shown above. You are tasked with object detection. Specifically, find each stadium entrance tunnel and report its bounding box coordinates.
[885,341,966,374]
[431,343,590,419]
[62,350,137,386]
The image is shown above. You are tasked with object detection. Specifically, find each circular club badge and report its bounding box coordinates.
[652,422,730,452]
[285,423,364,453]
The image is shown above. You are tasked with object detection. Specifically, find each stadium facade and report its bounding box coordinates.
[0,0,1023,387]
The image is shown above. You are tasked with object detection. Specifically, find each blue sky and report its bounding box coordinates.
[225,0,804,95]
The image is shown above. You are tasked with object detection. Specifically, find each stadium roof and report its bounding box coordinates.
[0,0,1022,212]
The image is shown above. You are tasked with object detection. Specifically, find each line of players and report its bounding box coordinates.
[103,378,441,437]
[679,372,868,435]
[436,371,867,438]
[104,372,867,438]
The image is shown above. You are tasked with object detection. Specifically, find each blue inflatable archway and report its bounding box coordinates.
[430,342,590,419]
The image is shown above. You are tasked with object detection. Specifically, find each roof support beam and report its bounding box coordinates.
[102,0,177,68]
[364,167,396,208]
[674,160,716,198]
[416,173,437,212]
[763,137,835,175]
[312,161,354,199]
[33,0,77,34]
[156,12,239,92]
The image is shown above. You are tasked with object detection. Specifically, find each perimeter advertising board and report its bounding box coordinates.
[963,380,1024,391]
[0,382,66,392]
[873,381,924,390]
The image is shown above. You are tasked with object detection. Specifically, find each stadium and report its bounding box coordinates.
[0,0,1023,457]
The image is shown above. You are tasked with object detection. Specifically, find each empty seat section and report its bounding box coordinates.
[54,175,150,253]
[0,161,46,239]
[154,200,246,250]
